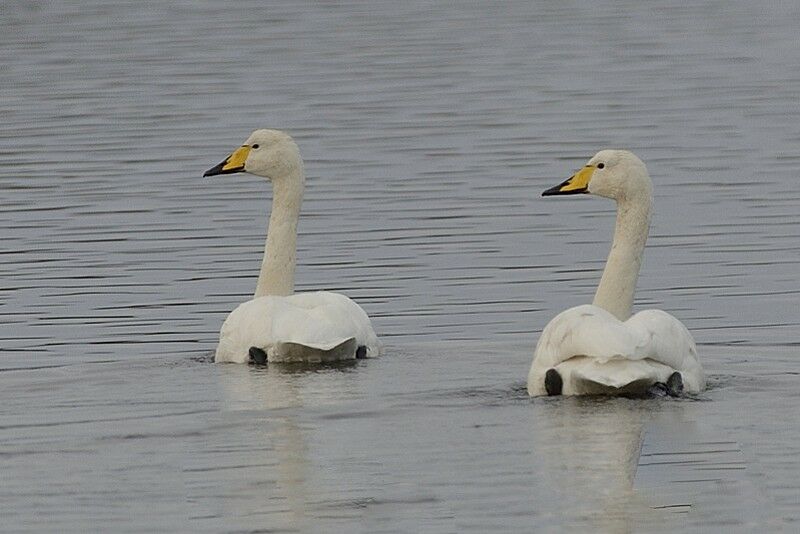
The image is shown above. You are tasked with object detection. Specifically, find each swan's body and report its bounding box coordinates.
[527,150,704,396]
[528,305,703,396]
[216,291,379,363]
[205,129,379,363]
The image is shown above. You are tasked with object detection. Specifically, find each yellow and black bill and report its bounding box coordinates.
[542,165,595,196]
[203,145,251,177]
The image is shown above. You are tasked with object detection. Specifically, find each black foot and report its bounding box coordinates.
[248,347,268,366]
[647,372,684,398]
[666,372,683,396]
[544,369,563,396]
[355,345,367,359]
[647,382,669,397]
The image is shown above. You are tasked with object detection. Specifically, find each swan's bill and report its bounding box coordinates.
[204,145,251,177]
[542,164,596,196]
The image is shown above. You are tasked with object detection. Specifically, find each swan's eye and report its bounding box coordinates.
[596,163,605,169]
[251,144,260,149]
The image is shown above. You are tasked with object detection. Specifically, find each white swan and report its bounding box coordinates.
[204,129,380,364]
[527,150,704,396]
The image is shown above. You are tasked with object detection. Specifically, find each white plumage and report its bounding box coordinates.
[205,129,380,364]
[527,150,704,396]
[215,291,379,363]
[528,305,703,396]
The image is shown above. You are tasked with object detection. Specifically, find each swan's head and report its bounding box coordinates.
[543,150,651,201]
[203,129,303,182]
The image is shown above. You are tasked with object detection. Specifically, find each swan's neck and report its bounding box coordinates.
[254,169,305,298]
[592,192,652,321]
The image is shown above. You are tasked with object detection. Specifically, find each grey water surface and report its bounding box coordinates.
[2,1,800,532]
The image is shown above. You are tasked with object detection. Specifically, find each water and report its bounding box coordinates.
[2,0,799,531]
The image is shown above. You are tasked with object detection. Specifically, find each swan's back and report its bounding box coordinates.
[215,291,380,363]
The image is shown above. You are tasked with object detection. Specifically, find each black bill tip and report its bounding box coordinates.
[203,160,244,177]
[542,177,587,196]
[542,183,564,196]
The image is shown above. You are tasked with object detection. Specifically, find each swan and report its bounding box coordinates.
[204,129,380,364]
[527,150,705,396]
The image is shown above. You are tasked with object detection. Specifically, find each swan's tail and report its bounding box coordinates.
[558,357,675,396]
[271,337,357,363]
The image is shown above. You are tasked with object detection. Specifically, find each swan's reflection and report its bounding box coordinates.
[530,397,676,532]
[220,360,362,411]
[215,362,363,531]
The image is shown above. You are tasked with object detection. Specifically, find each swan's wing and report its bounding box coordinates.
[215,297,278,363]
[626,309,704,392]
[272,291,379,352]
[531,305,648,369]
[215,291,379,363]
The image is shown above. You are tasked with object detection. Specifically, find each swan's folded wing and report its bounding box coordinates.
[271,296,357,350]
[532,304,650,370]
[627,309,704,391]
[215,297,278,362]
[274,292,379,351]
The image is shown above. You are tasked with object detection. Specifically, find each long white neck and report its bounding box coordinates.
[592,191,652,321]
[254,168,305,298]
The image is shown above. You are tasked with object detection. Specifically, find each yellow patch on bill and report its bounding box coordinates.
[559,165,595,193]
[222,146,251,171]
